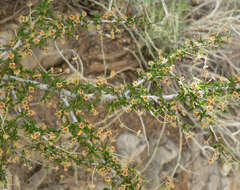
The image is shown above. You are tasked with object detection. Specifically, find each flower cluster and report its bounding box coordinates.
[0,0,239,189]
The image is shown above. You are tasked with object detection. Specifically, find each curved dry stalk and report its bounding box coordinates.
[89,0,147,68]
[101,110,125,130]
[0,40,22,59]
[70,49,84,75]
[184,0,216,19]
[138,114,150,155]
[160,0,169,18]
[170,123,183,178]
[95,108,122,126]
[118,118,139,135]
[206,0,222,19]
[100,32,107,77]
[140,117,166,173]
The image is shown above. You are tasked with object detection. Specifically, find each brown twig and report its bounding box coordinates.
[0,0,39,25]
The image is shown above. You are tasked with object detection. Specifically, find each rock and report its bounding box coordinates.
[142,137,178,189]
[116,133,146,162]
[0,23,71,70]
[73,183,109,190]
[154,137,178,167]
[21,39,71,70]
[221,162,232,176]
[143,160,160,189]
[0,23,17,46]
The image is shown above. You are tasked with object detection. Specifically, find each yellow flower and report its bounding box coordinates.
[148,61,154,66]
[122,170,128,176]
[72,138,77,143]
[120,184,126,190]
[9,41,14,47]
[92,108,98,116]
[28,110,35,116]
[19,15,25,23]
[28,95,33,102]
[105,131,112,137]
[3,134,9,139]
[132,81,138,87]
[75,17,80,24]
[77,130,82,136]
[143,96,149,102]
[49,132,56,139]
[33,38,40,44]
[76,110,82,115]
[125,107,132,113]
[23,105,29,110]
[232,91,238,96]
[207,106,212,111]
[0,102,5,109]
[56,82,63,88]
[69,15,75,20]
[112,156,118,162]
[146,73,152,79]
[14,69,20,75]
[82,11,87,17]
[8,53,14,59]
[137,68,143,73]
[27,51,32,56]
[44,47,49,52]
[114,87,119,93]
[78,89,84,95]
[41,123,47,130]
[56,110,62,118]
[195,92,202,98]
[110,70,116,78]
[79,122,85,129]
[9,62,16,69]
[171,122,177,128]
[84,95,89,101]
[50,29,55,35]
[29,86,35,93]
[130,99,136,105]
[31,132,40,139]
[88,124,94,129]
[97,79,104,86]
[110,146,115,152]
[82,150,87,156]
[62,127,69,133]
[39,30,45,36]
[136,184,140,189]
[105,176,111,183]
[111,30,115,39]
[208,158,214,164]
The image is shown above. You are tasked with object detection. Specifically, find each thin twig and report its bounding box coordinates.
[54,41,77,73]
[138,113,150,155]
[70,49,84,75]
[171,124,183,178]
[109,0,113,10]
[0,6,24,25]
[140,117,166,173]
[206,0,221,19]
[160,0,169,17]
[89,0,147,68]
[0,40,22,59]
[100,33,107,76]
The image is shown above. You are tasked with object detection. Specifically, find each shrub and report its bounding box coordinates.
[0,0,239,189]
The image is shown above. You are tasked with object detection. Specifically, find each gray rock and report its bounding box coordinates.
[116,133,146,162]
[154,137,178,167]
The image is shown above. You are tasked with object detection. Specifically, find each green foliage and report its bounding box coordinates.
[0,0,239,189]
